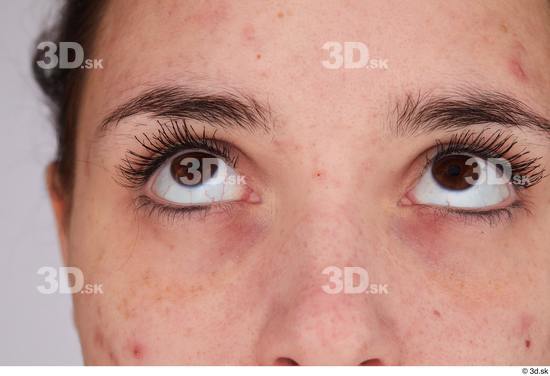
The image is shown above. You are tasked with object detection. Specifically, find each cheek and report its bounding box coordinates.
[141,206,269,274]
[388,209,529,311]
[70,187,271,363]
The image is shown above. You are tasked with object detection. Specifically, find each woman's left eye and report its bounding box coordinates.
[408,153,516,210]
[148,150,246,206]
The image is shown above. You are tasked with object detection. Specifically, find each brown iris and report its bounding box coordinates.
[431,154,478,190]
[170,151,219,187]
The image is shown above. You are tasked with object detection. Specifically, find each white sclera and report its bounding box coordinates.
[151,154,244,205]
[411,156,512,209]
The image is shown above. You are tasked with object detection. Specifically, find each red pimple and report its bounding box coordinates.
[313,169,325,178]
[433,309,441,318]
[132,344,144,360]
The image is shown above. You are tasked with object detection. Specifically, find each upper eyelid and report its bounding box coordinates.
[416,129,545,187]
[116,120,241,189]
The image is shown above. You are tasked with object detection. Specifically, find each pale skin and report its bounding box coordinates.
[47,0,550,365]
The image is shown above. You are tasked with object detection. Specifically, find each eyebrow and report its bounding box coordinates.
[99,85,272,134]
[390,87,550,137]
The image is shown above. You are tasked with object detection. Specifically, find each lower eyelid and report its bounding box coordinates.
[134,195,236,222]
[409,204,516,227]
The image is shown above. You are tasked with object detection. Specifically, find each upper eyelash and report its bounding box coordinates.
[428,128,545,188]
[117,118,238,188]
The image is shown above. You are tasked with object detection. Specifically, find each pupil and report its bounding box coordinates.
[447,164,461,177]
[170,151,219,187]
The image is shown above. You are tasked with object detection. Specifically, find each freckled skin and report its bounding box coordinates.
[49,0,550,365]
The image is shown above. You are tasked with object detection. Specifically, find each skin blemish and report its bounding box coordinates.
[508,58,528,82]
[132,343,144,360]
[242,24,255,42]
[433,309,441,318]
[507,41,529,82]
[256,53,262,60]
[277,11,284,18]
[94,328,104,348]
[518,313,534,350]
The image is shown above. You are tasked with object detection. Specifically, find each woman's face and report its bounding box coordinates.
[51,0,550,365]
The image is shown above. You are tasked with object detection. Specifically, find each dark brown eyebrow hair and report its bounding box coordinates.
[390,87,550,137]
[99,85,272,133]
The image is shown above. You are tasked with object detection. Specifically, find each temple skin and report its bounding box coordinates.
[48,0,550,365]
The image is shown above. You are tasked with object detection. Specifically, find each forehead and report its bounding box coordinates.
[81,0,550,132]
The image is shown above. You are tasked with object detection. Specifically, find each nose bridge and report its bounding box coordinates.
[295,203,362,255]
[279,189,377,268]
[255,200,398,365]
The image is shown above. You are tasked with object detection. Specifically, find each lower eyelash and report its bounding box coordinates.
[134,195,234,223]
[428,200,532,226]
[443,207,514,226]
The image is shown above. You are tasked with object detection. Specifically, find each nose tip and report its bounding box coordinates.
[255,282,397,365]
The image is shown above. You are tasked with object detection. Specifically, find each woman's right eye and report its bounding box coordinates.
[148,150,248,206]
[407,153,516,210]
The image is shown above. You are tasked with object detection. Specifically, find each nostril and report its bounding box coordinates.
[360,358,383,366]
[274,357,299,366]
